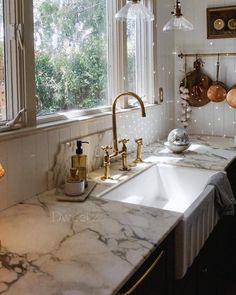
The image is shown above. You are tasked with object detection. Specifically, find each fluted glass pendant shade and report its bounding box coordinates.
[0,163,5,178]
[115,0,154,22]
[163,0,193,31]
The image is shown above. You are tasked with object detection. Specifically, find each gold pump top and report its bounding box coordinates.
[111,92,146,156]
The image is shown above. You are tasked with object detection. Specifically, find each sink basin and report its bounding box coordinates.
[98,164,219,279]
[99,164,217,215]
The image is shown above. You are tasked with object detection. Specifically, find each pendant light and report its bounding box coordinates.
[163,0,193,32]
[115,0,154,22]
[0,163,5,178]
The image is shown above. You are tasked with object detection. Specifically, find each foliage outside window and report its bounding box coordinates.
[0,0,156,128]
[34,0,108,116]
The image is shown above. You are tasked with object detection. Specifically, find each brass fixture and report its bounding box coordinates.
[178,52,236,59]
[101,92,146,179]
[119,250,164,295]
[133,137,143,163]
[111,91,146,158]
[118,138,130,171]
[0,163,5,178]
[101,145,112,180]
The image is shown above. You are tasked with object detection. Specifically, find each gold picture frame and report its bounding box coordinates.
[207,5,236,39]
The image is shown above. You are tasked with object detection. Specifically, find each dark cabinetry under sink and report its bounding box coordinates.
[117,214,236,295]
[117,231,174,295]
[175,215,236,295]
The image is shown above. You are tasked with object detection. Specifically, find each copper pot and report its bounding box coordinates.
[207,55,227,102]
[226,85,236,108]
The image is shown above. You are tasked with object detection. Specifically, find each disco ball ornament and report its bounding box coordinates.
[165,128,191,153]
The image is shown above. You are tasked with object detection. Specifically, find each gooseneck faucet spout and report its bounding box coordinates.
[111,91,146,157]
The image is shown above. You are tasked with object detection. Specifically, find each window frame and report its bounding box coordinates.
[1,0,158,130]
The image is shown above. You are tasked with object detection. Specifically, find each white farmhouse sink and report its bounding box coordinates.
[100,164,216,215]
[98,164,219,279]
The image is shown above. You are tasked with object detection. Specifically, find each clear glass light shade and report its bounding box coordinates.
[0,163,4,178]
[163,15,193,31]
[115,1,154,22]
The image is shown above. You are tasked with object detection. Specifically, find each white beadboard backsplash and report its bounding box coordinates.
[0,0,175,211]
[0,104,175,211]
[174,0,236,136]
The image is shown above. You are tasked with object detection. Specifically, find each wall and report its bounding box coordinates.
[0,105,173,211]
[0,0,175,212]
[174,0,236,136]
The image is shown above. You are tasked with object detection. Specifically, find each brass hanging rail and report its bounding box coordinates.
[178,52,236,59]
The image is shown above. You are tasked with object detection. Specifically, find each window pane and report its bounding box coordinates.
[0,0,6,121]
[34,0,108,116]
[127,19,137,93]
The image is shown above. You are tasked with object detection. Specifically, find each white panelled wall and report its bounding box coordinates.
[0,105,175,211]
[14,0,236,210]
[174,0,236,136]
[2,0,236,211]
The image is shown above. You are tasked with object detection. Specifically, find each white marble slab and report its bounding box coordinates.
[141,135,236,171]
[0,191,181,295]
[0,135,235,295]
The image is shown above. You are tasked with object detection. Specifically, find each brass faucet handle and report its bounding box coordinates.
[118,138,129,145]
[101,145,112,155]
[118,138,130,171]
[101,145,112,180]
[133,137,143,164]
[135,137,143,145]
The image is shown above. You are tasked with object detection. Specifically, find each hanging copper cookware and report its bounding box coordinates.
[180,58,212,107]
[226,85,236,108]
[207,55,227,102]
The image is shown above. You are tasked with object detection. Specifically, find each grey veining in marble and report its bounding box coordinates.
[1,134,235,295]
[0,191,181,295]
[141,135,236,171]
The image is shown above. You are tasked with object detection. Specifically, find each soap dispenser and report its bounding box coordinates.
[71,141,89,186]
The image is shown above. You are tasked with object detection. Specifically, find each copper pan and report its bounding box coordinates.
[226,85,236,108]
[207,55,227,102]
[180,58,212,107]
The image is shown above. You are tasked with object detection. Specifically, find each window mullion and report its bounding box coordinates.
[152,0,159,104]
[107,0,128,107]
[21,0,36,127]
[2,0,35,127]
[4,0,17,121]
[136,0,155,104]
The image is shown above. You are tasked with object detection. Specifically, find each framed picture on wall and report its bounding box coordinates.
[207,5,236,39]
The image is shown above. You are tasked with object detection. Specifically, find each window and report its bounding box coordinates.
[34,0,108,116]
[0,0,157,130]
[127,19,137,93]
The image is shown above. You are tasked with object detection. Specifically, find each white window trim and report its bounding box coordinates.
[1,0,36,129]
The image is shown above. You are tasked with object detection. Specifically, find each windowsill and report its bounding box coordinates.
[0,103,158,142]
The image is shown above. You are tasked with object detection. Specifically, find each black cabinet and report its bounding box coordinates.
[118,211,236,295]
[175,215,236,295]
[117,231,174,295]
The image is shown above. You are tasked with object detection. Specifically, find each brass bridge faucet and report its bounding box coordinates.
[101,92,146,180]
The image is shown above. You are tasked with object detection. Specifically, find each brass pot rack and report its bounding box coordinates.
[178,52,236,59]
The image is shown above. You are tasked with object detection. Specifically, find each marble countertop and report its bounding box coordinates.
[141,134,236,171]
[0,191,181,295]
[0,134,235,295]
